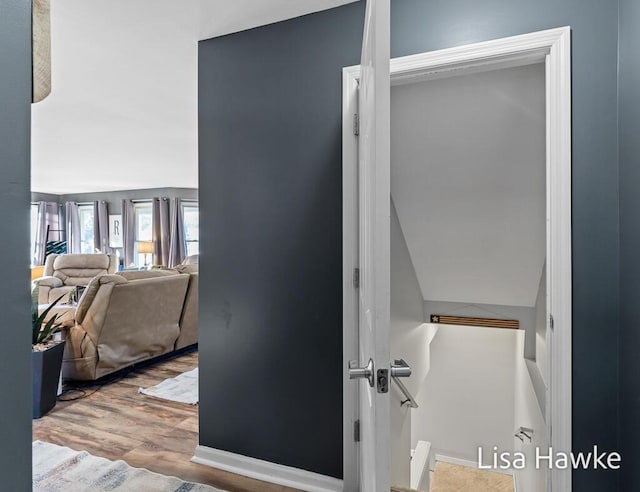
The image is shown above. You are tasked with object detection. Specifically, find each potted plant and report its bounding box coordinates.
[32,294,66,419]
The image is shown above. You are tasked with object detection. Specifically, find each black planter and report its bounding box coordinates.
[32,341,65,419]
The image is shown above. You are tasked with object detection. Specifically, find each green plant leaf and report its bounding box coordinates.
[32,294,68,346]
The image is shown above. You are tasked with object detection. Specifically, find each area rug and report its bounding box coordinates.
[33,440,222,491]
[430,461,514,492]
[138,367,198,404]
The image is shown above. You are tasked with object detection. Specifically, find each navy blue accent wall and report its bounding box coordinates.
[619,0,640,489]
[199,0,621,488]
[198,3,365,478]
[0,0,33,489]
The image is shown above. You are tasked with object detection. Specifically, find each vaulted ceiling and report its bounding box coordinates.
[390,64,546,307]
[31,0,357,194]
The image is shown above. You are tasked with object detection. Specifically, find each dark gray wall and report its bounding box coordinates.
[35,187,198,213]
[0,0,33,489]
[198,3,365,479]
[202,0,621,487]
[31,191,61,203]
[619,0,640,489]
[390,4,620,490]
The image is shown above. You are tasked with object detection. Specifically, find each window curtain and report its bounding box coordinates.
[168,198,187,267]
[122,199,135,267]
[152,197,171,267]
[33,201,61,265]
[94,200,110,254]
[65,202,81,254]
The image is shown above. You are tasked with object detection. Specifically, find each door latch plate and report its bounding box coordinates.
[377,368,388,393]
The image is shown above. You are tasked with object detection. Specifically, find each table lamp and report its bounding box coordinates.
[137,241,154,268]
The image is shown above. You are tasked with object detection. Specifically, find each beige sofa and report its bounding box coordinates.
[62,270,191,381]
[33,253,117,304]
[174,263,198,349]
[116,265,198,350]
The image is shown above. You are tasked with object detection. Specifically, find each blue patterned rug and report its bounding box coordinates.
[33,441,223,491]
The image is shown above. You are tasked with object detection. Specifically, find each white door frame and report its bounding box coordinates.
[343,26,572,492]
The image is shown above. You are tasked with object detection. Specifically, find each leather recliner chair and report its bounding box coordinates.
[33,253,118,305]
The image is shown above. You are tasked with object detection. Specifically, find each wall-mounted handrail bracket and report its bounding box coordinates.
[390,359,418,408]
[390,358,412,378]
[391,376,418,408]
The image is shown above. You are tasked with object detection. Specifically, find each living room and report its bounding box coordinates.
[28,1,299,491]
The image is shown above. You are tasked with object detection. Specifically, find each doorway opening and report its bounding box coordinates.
[343,27,571,492]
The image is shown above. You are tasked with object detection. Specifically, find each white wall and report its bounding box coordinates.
[413,323,518,464]
[424,300,536,359]
[32,0,358,194]
[32,0,200,194]
[534,264,547,384]
[390,64,546,308]
[390,200,427,488]
[514,332,548,492]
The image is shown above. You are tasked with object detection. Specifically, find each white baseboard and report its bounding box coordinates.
[191,445,343,492]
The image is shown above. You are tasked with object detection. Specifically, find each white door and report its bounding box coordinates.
[349,0,391,490]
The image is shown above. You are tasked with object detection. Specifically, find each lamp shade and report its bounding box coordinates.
[137,241,154,254]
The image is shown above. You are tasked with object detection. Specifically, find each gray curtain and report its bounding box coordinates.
[33,201,60,265]
[122,199,135,267]
[168,198,187,267]
[65,202,81,253]
[152,197,171,267]
[94,200,110,253]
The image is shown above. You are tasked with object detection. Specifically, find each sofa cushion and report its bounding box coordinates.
[117,269,179,281]
[47,254,115,287]
[53,268,111,286]
[48,286,76,304]
[174,264,198,274]
[182,254,199,266]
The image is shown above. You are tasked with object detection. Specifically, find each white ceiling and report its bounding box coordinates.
[391,64,546,308]
[197,0,358,41]
[31,0,356,194]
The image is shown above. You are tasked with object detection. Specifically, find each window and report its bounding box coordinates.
[182,203,199,256]
[30,202,62,265]
[134,203,153,267]
[30,203,38,266]
[78,204,95,254]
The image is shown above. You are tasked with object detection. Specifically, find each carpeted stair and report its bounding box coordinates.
[429,461,514,492]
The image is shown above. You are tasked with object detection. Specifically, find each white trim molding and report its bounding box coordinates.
[342,26,571,492]
[388,26,570,86]
[342,63,361,492]
[544,25,572,492]
[192,446,343,492]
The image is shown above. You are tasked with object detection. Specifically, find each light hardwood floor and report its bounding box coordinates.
[32,349,301,492]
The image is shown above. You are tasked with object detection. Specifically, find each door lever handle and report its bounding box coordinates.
[390,358,412,378]
[349,358,375,387]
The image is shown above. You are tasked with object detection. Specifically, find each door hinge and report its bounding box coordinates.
[353,113,359,136]
[354,420,360,442]
[549,314,555,331]
[353,267,360,288]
